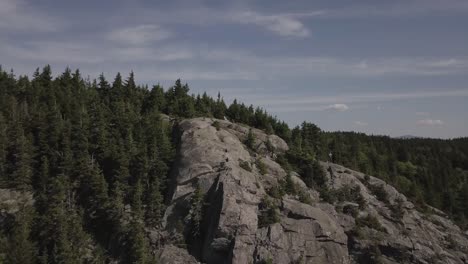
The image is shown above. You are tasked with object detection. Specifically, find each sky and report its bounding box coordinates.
[1,0,468,139]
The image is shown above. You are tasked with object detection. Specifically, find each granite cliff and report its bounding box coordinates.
[157,118,468,264]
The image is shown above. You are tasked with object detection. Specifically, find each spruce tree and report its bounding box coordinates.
[188,185,204,238]
[245,128,256,150]
[6,207,37,264]
[7,121,34,190]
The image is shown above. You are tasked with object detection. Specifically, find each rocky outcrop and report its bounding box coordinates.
[162,118,348,264]
[254,198,349,264]
[324,163,468,264]
[158,245,199,264]
[160,118,468,264]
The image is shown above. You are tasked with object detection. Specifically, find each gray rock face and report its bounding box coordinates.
[161,118,468,264]
[158,245,199,264]
[162,118,348,264]
[324,162,468,264]
[254,198,349,264]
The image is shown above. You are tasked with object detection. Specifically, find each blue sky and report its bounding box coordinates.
[1,0,468,138]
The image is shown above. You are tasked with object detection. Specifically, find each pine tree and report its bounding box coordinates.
[188,185,204,238]
[127,219,152,264]
[145,160,166,227]
[7,121,34,190]
[0,114,7,184]
[6,207,37,264]
[245,128,256,150]
[213,92,227,119]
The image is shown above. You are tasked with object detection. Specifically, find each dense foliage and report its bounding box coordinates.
[321,132,468,228]
[0,65,292,263]
[0,65,467,262]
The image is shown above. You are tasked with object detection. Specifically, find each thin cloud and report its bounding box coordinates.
[417,119,444,126]
[326,104,349,112]
[0,0,63,32]
[230,11,310,37]
[107,24,172,45]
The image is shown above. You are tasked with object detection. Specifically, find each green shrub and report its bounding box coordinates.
[343,204,359,217]
[239,160,252,172]
[369,184,389,204]
[256,159,268,175]
[319,186,336,204]
[267,185,285,199]
[334,185,367,208]
[258,257,273,264]
[356,214,386,232]
[212,120,221,131]
[298,189,313,205]
[265,139,275,153]
[390,197,405,220]
[283,173,297,195]
[348,226,365,239]
[364,174,371,183]
[275,154,291,172]
[258,197,280,228]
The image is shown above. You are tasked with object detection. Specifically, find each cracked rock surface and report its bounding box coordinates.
[160,118,468,264]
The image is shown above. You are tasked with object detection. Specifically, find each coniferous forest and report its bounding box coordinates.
[0,66,467,263]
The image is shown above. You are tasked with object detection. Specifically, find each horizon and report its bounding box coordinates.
[1,0,467,139]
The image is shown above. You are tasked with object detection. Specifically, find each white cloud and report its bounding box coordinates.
[428,59,463,67]
[354,121,368,126]
[417,119,444,126]
[326,104,349,112]
[0,0,62,32]
[131,7,316,37]
[230,11,310,37]
[108,24,172,45]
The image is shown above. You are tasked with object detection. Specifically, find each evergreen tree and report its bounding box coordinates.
[0,114,7,184]
[188,185,204,238]
[245,128,256,150]
[6,207,37,264]
[6,121,34,190]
